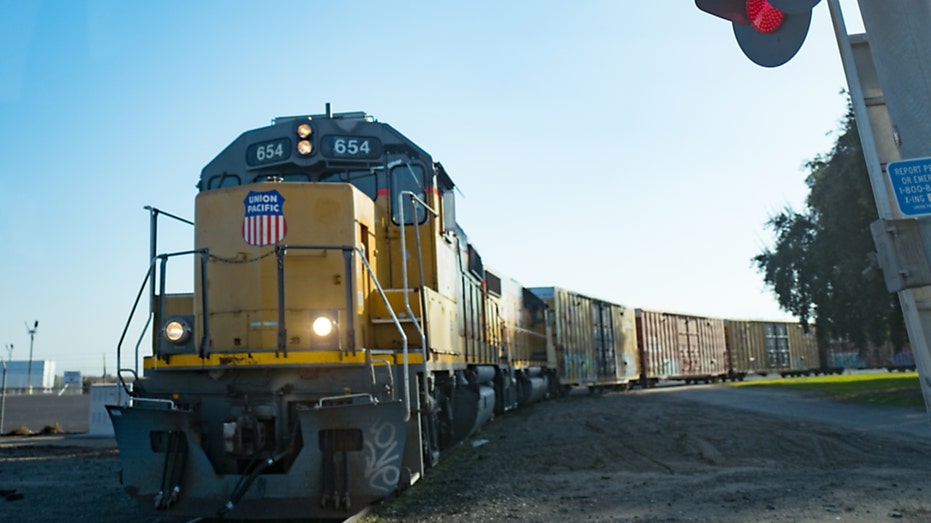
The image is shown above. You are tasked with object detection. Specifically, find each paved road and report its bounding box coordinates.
[648,383,931,442]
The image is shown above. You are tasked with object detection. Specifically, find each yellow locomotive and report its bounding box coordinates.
[110,108,636,519]
[108,107,833,520]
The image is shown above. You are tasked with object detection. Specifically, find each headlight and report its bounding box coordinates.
[165,319,191,344]
[297,140,313,155]
[312,316,335,337]
[297,123,312,139]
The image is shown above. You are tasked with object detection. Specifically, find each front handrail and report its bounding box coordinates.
[315,393,375,409]
[130,397,178,410]
[276,244,411,420]
[119,240,412,418]
[356,247,411,420]
[144,206,194,318]
[155,250,210,358]
[398,191,438,415]
[397,191,438,356]
[116,260,155,396]
[116,249,209,397]
[272,244,359,357]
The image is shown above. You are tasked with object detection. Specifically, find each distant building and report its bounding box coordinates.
[1,360,56,390]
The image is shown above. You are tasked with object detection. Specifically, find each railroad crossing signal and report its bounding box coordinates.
[696,0,822,67]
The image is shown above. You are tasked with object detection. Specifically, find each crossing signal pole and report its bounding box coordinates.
[833,0,931,419]
[697,0,931,422]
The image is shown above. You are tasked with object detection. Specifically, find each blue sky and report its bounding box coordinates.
[0,1,865,376]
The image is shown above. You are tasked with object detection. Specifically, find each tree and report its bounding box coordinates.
[754,101,907,350]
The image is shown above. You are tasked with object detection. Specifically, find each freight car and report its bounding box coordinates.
[108,108,635,521]
[636,309,729,386]
[529,287,640,393]
[725,319,821,379]
[823,339,915,372]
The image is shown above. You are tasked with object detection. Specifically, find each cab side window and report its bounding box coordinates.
[390,163,427,224]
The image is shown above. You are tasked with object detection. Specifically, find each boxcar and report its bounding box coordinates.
[636,309,728,386]
[725,320,820,379]
[529,287,639,391]
[823,340,914,371]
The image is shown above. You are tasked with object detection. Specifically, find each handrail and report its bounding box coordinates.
[397,191,438,353]
[275,244,411,420]
[132,315,152,378]
[272,244,358,357]
[116,248,209,397]
[113,205,196,396]
[116,261,155,397]
[356,245,410,420]
[154,249,210,357]
[315,392,375,409]
[144,205,194,318]
[398,191,438,418]
[121,231,412,417]
[131,397,177,410]
[369,358,396,400]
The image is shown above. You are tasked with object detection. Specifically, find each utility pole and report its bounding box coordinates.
[25,321,38,394]
[2,344,10,431]
[828,0,931,419]
[1,358,7,434]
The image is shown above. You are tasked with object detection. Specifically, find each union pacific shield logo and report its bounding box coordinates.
[243,190,287,246]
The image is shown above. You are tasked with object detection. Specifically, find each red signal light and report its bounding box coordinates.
[746,0,785,33]
[695,0,821,67]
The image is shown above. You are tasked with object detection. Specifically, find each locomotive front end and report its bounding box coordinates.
[194,181,374,359]
[108,111,422,519]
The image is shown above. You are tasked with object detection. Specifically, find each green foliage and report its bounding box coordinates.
[754,100,906,348]
[730,372,923,408]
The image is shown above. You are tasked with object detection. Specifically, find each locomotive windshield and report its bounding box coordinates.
[319,169,377,199]
[203,169,377,200]
[207,173,241,189]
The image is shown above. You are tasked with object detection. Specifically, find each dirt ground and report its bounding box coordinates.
[3,386,931,522]
[367,386,931,523]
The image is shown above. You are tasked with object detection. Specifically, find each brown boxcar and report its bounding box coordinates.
[636,309,728,386]
[725,320,820,379]
[530,287,640,390]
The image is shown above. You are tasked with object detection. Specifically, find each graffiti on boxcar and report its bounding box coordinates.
[563,352,594,382]
[364,420,401,493]
[892,350,915,367]
[646,336,680,376]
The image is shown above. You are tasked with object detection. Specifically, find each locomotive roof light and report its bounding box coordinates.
[164,318,192,344]
[297,140,313,155]
[296,123,313,139]
[296,123,314,156]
